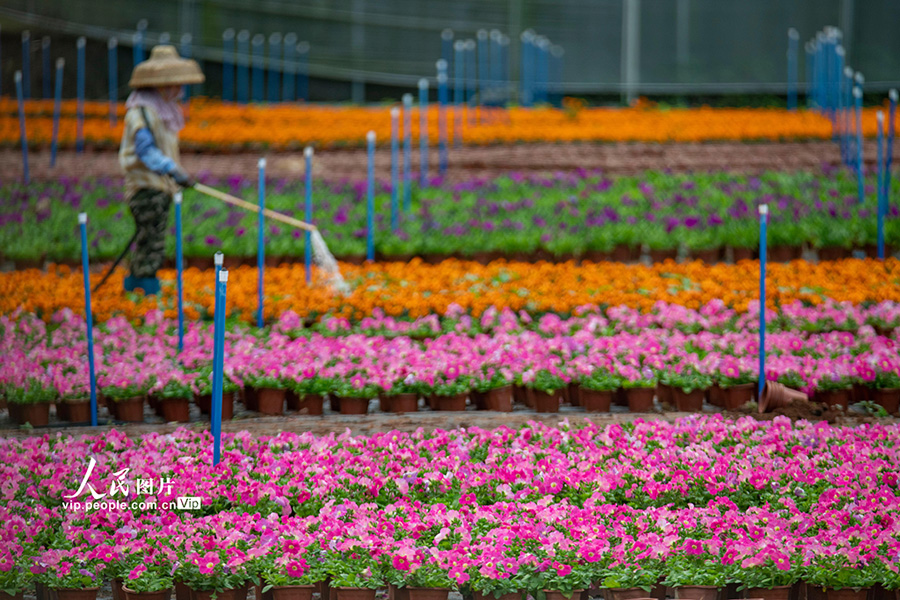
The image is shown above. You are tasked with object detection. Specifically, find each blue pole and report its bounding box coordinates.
[844,67,855,167]
[252,34,265,102]
[76,37,86,154]
[297,42,310,101]
[304,147,313,283]
[835,46,845,161]
[441,29,454,75]
[521,31,533,107]
[490,30,502,106]
[42,37,51,99]
[78,213,99,427]
[108,39,118,126]
[419,78,429,187]
[50,58,63,168]
[268,33,281,102]
[257,158,266,327]
[758,205,768,399]
[805,42,814,109]
[211,252,223,430]
[814,34,824,113]
[886,89,898,205]
[403,94,412,212]
[437,61,449,176]
[211,268,228,467]
[366,131,376,262]
[787,28,798,111]
[175,192,185,352]
[878,111,886,260]
[237,30,250,104]
[500,35,510,105]
[16,72,29,185]
[453,40,464,146]
[855,85,864,203]
[222,29,235,102]
[538,37,551,105]
[466,40,476,124]
[477,30,488,121]
[550,45,564,107]
[391,107,399,230]
[22,31,31,100]
[181,34,193,99]
[283,33,297,102]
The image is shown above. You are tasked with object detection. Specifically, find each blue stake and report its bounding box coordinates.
[297,42,310,101]
[76,37,86,154]
[437,62,449,176]
[844,67,855,167]
[367,131,376,262]
[22,31,30,100]
[877,111,885,260]
[805,42,814,109]
[390,107,399,231]
[283,33,297,101]
[453,40,465,146]
[854,86,864,203]
[181,34,193,99]
[78,213,99,427]
[268,33,281,102]
[835,46,845,161]
[758,204,768,399]
[536,37,550,105]
[257,158,266,327]
[211,268,228,467]
[490,30,502,106]
[42,37,51,99]
[236,30,250,104]
[211,252,223,430]
[223,29,235,102]
[108,39,118,126]
[175,192,185,352]
[477,30,488,121]
[886,89,898,205]
[787,28,798,111]
[403,94,413,212]
[521,30,534,107]
[15,72,29,185]
[441,29,454,73]
[50,59,63,168]
[500,35,511,105]
[465,40,476,124]
[418,78,429,186]
[550,45,564,107]
[304,147,313,283]
[251,34,265,102]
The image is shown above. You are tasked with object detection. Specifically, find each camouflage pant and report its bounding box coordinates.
[128,188,172,278]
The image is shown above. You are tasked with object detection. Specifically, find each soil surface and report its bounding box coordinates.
[2,140,895,183]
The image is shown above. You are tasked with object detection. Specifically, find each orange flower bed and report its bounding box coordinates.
[2,258,898,323]
[0,97,890,149]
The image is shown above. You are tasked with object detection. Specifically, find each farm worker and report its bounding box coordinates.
[119,45,203,295]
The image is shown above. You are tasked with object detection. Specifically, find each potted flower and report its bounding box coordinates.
[176,549,246,600]
[329,374,380,415]
[666,368,712,412]
[101,376,154,422]
[519,552,590,600]
[192,368,237,420]
[156,375,194,423]
[244,370,287,416]
[602,561,663,600]
[800,557,879,600]
[323,552,384,600]
[0,553,31,600]
[579,368,622,413]
[661,552,725,600]
[259,552,327,600]
[121,560,175,600]
[385,555,453,600]
[618,366,656,412]
[379,375,420,414]
[284,368,328,415]
[35,550,104,600]
[525,369,567,413]
[418,372,471,412]
[715,360,756,411]
[866,364,900,414]
[470,368,513,412]
[813,375,853,409]
[6,378,55,426]
[727,555,799,600]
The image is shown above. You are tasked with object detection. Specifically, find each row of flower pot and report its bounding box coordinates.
[16,580,889,600]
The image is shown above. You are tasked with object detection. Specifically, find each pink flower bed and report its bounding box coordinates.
[1,418,899,594]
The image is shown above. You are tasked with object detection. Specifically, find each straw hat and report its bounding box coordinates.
[128,45,205,88]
